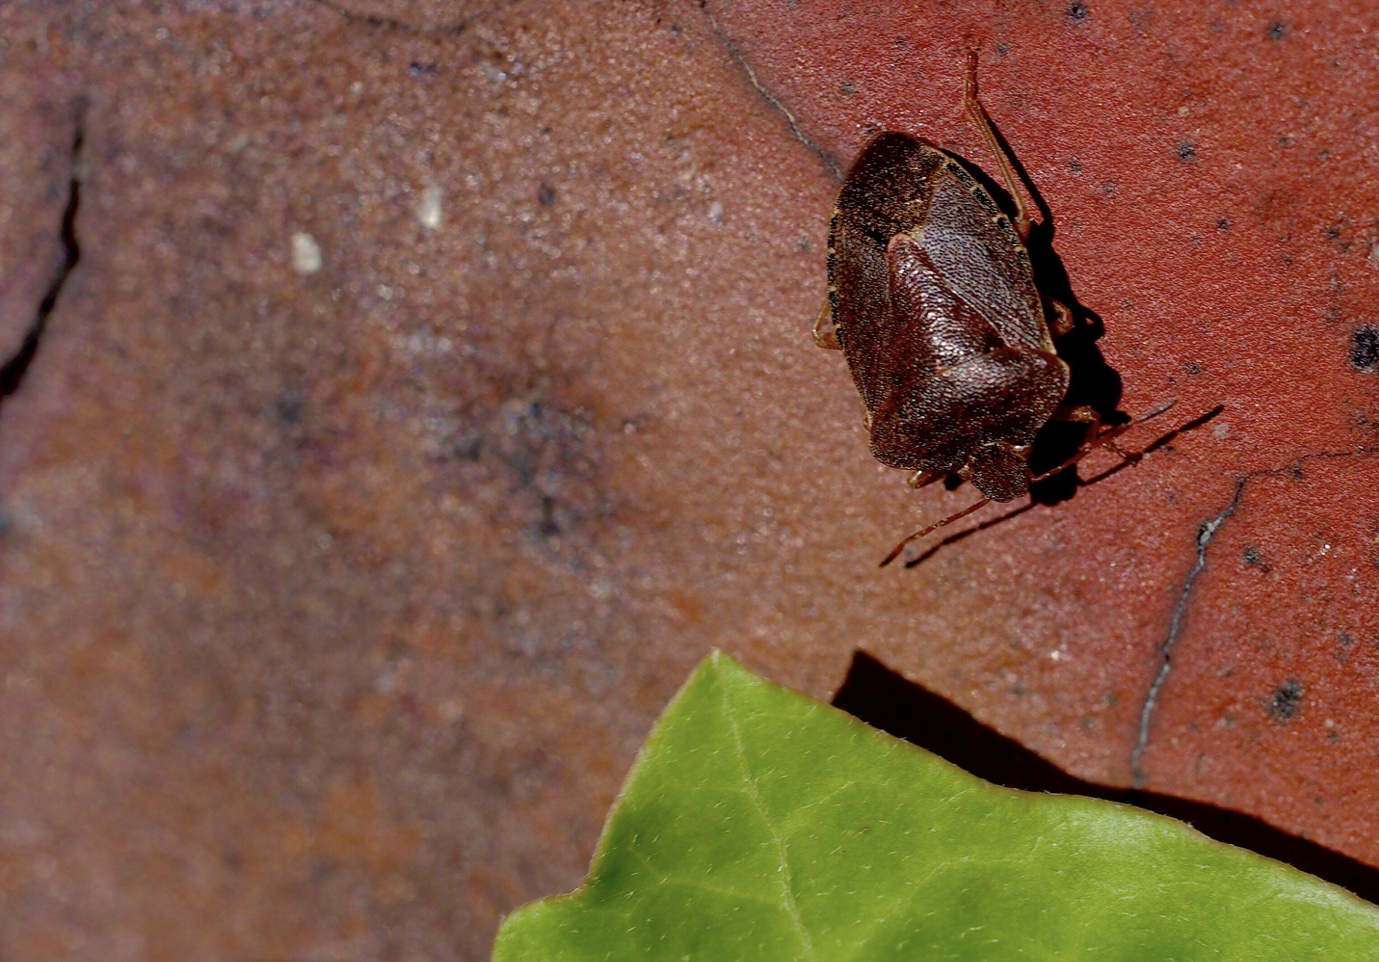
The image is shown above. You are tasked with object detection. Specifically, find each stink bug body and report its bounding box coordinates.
[816,53,1171,565]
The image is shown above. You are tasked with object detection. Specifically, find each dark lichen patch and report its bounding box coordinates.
[1241,545,1269,572]
[1184,360,1202,375]
[1216,217,1231,231]
[1267,679,1304,722]
[275,388,305,426]
[1066,2,1090,23]
[1267,22,1289,41]
[491,397,603,544]
[1348,325,1379,371]
[1333,631,1355,664]
[1068,158,1083,173]
[537,182,557,207]
[1176,142,1197,162]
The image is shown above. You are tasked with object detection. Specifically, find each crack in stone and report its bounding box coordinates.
[701,1,842,181]
[0,109,84,400]
[1129,446,1375,787]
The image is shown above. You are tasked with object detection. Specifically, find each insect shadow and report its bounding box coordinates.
[943,122,1125,507]
[907,404,1224,568]
[832,649,1379,902]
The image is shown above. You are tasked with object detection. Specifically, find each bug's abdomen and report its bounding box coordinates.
[867,347,1068,476]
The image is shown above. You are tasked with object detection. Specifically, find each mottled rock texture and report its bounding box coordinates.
[0,1,1373,958]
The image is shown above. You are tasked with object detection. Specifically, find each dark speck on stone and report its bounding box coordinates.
[276,390,304,425]
[1267,22,1289,41]
[537,183,556,207]
[1067,2,1090,22]
[1176,142,1197,162]
[1216,217,1231,231]
[1350,326,1379,371]
[1242,546,1268,571]
[1267,679,1304,722]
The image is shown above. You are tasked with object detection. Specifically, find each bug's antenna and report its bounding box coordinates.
[881,400,1179,568]
[879,497,991,568]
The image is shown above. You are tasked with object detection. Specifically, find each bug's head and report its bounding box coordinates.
[966,443,1032,503]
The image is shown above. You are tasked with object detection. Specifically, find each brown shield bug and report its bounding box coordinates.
[816,52,1173,566]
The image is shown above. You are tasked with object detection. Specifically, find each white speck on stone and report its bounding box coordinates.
[1177,105,1190,116]
[708,200,724,225]
[1212,421,1230,439]
[418,185,443,229]
[291,232,322,274]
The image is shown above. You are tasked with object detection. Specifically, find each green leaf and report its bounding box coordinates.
[493,652,1377,961]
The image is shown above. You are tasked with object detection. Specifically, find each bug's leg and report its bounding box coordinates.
[1049,404,1135,464]
[880,497,992,568]
[813,298,842,350]
[1049,404,1145,462]
[906,469,945,489]
[1031,400,1178,484]
[963,50,1033,242]
[1047,298,1076,338]
[1050,403,1101,431]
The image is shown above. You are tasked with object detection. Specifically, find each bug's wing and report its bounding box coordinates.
[830,134,948,411]
[883,233,1003,379]
[915,160,1050,354]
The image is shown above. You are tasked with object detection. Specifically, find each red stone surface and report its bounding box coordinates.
[0,1,1373,958]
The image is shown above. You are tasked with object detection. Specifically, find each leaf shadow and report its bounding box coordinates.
[832,649,1378,903]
